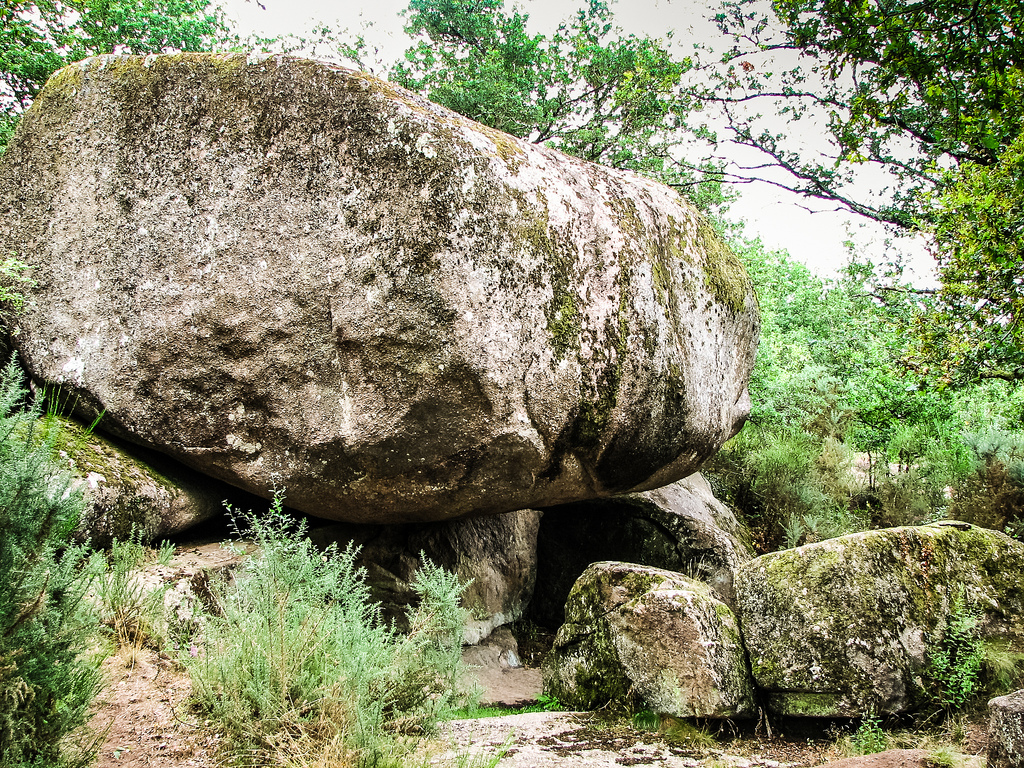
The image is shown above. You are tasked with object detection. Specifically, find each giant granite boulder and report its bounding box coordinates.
[0,53,758,524]
[736,522,1024,717]
[543,561,755,718]
[531,472,752,627]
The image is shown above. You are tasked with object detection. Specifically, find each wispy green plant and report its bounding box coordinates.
[0,358,102,767]
[632,709,659,731]
[925,744,972,768]
[155,539,175,566]
[183,491,475,765]
[658,718,717,749]
[95,532,166,649]
[980,640,1024,694]
[928,589,984,712]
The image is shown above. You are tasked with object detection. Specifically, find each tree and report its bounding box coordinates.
[915,133,1024,384]
[703,0,1024,383]
[392,0,731,213]
[1,0,230,152]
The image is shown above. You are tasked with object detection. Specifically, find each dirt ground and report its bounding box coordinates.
[92,649,222,768]
[86,541,992,768]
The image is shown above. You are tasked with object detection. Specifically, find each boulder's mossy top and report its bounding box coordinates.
[48,415,222,544]
[736,523,1024,717]
[1,53,759,524]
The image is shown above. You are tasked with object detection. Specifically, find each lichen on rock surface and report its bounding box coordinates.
[989,689,1024,768]
[735,522,1024,717]
[543,561,755,718]
[52,416,225,545]
[0,53,758,524]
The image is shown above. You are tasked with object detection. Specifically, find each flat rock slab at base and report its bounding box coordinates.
[736,522,1024,717]
[439,712,842,768]
[1,53,758,525]
[439,712,700,768]
[824,750,932,768]
[989,689,1024,768]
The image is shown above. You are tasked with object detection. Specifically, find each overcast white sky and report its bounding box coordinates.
[219,0,934,281]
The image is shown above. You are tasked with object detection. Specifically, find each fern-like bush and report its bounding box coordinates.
[0,359,101,767]
[183,493,473,765]
[928,589,984,712]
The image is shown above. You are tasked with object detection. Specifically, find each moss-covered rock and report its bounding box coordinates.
[543,561,755,718]
[736,523,1024,717]
[0,53,758,525]
[53,417,226,545]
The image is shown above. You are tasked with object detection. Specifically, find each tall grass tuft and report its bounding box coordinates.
[183,492,474,766]
[94,532,167,650]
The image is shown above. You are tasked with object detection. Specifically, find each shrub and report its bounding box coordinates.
[0,359,101,767]
[95,533,166,650]
[927,589,983,712]
[710,426,866,551]
[843,714,889,756]
[183,492,474,765]
[946,431,1024,538]
[870,467,935,529]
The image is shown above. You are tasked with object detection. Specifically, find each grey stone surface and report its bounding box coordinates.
[310,509,540,644]
[462,626,543,708]
[0,53,758,524]
[543,561,754,718]
[989,689,1024,768]
[736,522,1024,717]
[531,472,753,627]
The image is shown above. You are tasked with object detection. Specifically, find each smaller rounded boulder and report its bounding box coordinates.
[543,561,755,718]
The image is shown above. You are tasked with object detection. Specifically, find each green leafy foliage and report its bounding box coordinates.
[847,715,889,756]
[0,255,34,319]
[928,589,984,713]
[392,0,730,212]
[0,359,101,767]
[183,492,474,765]
[920,132,1024,384]
[709,237,1024,550]
[707,1,1024,381]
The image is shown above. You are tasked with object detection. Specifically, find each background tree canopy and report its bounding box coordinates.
[707,0,1024,383]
